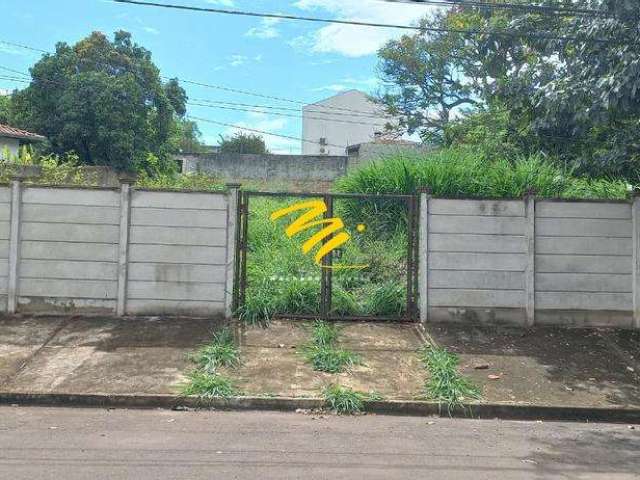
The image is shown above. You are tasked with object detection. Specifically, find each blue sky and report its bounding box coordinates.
[0,0,434,153]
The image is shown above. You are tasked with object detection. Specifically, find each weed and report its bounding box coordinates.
[420,344,481,410]
[181,371,237,398]
[191,328,240,373]
[322,384,366,414]
[302,321,361,373]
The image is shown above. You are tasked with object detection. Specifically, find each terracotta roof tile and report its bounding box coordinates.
[0,124,46,142]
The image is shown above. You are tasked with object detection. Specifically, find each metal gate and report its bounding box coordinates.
[234,191,419,322]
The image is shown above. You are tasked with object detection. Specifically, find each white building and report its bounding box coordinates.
[0,124,46,160]
[302,90,393,156]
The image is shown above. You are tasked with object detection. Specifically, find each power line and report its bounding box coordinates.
[110,0,615,44]
[378,0,611,17]
[187,115,347,150]
[0,41,393,118]
[188,102,393,128]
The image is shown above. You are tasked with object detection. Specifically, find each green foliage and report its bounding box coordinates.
[365,281,406,317]
[181,371,237,398]
[376,1,640,180]
[218,132,268,154]
[135,170,224,191]
[336,148,631,200]
[322,384,366,414]
[302,321,361,374]
[10,31,186,173]
[190,328,240,373]
[420,344,481,410]
[0,94,11,124]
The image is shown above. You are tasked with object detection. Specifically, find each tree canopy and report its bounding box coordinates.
[377,1,640,181]
[9,31,187,173]
[218,132,268,154]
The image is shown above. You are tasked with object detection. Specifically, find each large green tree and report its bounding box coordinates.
[11,31,186,172]
[377,1,640,180]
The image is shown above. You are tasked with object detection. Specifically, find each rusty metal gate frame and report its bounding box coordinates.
[234,190,419,322]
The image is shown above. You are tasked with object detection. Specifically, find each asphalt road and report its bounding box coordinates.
[0,406,638,479]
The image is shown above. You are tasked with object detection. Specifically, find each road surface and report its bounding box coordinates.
[0,406,638,479]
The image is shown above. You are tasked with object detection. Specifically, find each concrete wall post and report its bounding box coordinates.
[7,178,22,314]
[116,179,133,316]
[418,188,431,324]
[224,183,241,319]
[524,194,536,327]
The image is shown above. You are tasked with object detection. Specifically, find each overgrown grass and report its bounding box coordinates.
[182,327,241,398]
[190,328,240,373]
[302,321,361,373]
[181,370,237,398]
[322,384,383,414]
[420,344,481,410]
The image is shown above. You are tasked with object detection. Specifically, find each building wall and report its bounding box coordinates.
[0,183,236,318]
[419,196,640,328]
[302,90,390,156]
[0,137,20,160]
[180,153,348,184]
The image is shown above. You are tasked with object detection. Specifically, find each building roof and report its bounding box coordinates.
[0,124,46,142]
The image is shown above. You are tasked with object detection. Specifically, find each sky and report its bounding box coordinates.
[0,0,437,153]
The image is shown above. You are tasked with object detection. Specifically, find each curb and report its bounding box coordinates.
[2,392,639,423]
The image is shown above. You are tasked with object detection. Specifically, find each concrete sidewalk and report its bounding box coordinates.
[0,315,223,395]
[1,315,639,414]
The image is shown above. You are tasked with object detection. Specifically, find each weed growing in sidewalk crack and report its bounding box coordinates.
[182,327,241,398]
[420,344,481,410]
[302,321,360,373]
[191,328,240,373]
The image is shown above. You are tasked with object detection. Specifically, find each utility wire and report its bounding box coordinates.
[110,0,615,44]
[0,42,393,118]
[378,0,611,17]
[187,115,347,149]
[188,102,393,128]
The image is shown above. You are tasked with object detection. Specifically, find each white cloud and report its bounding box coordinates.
[143,26,160,35]
[312,76,380,93]
[227,54,263,67]
[245,17,281,39]
[292,0,435,57]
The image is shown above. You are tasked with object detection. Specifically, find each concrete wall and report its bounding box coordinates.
[181,153,348,184]
[0,182,237,318]
[419,195,640,328]
[302,90,391,156]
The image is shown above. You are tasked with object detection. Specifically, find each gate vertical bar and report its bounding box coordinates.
[321,194,333,319]
[412,194,420,321]
[633,191,640,329]
[406,195,415,321]
[238,192,249,311]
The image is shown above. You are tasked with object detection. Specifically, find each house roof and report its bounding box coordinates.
[0,124,46,142]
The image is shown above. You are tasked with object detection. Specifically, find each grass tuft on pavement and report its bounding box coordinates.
[181,371,237,398]
[420,344,481,410]
[302,321,361,373]
[182,327,241,398]
[323,384,366,414]
[190,328,240,373]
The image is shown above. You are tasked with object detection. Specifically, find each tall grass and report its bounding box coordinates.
[335,147,631,200]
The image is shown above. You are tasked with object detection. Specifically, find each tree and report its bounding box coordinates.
[10,31,187,173]
[0,94,11,124]
[377,11,479,145]
[170,119,208,154]
[218,132,268,154]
